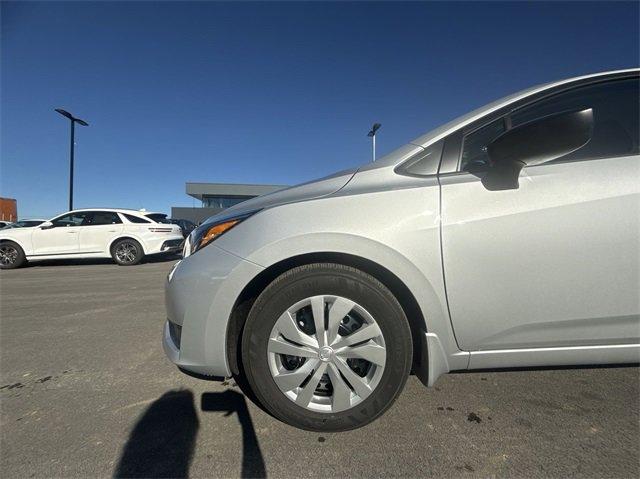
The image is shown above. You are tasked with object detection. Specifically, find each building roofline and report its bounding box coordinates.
[186,182,288,201]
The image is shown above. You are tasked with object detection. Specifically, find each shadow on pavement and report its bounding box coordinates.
[114,389,266,478]
[202,390,267,478]
[26,254,180,268]
[114,390,199,478]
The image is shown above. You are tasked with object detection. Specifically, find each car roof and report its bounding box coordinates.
[62,208,164,216]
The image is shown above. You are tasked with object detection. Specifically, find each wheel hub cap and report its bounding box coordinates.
[318,346,333,362]
[267,295,387,413]
[0,246,18,265]
[116,243,137,263]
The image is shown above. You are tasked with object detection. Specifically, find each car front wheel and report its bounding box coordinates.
[0,241,26,269]
[241,263,412,431]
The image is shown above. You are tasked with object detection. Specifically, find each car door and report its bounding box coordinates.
[78,211,124,253]
[31,212,88,255]
[439,76,640,353]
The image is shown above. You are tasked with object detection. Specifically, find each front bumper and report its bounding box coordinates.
[145,233,184,255]
[162,320,181,364]
[160,239,184,252]
[162,244,264,377]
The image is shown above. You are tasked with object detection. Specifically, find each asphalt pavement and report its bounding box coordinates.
[1,259,638,478]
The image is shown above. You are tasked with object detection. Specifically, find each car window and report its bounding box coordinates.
[510,77,639,163]
[459,77,639,172]
[145,213,171,224]
[15,221,41,227]
[397,140,444,177]
[85,211,122,226]
[123,213,151,224]
[51,212,89,227]
[460,118,506,172]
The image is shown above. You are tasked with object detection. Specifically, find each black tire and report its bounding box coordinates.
[111,238,144,266]
[0,241,26,269]
[241,263,412,432]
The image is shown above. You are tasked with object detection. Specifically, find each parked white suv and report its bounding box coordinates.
[0,208,183,269]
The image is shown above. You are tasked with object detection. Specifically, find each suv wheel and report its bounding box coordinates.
[241,263,412,431]
[0,241,26,269]
[111,239,144,266]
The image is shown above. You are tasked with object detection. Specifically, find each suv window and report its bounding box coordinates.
[123,213,150,224]
[460,77,639,172]
[85,211,122,226]
[52,212,89,227]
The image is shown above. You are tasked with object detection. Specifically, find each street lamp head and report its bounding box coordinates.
[55,108,74,121]
[55,108,89,126]
[367,123,382,137]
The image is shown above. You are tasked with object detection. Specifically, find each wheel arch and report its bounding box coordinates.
[0,236,29,254]
[0,236,25,246]
[225,251,428,379]
[108,235,147,255]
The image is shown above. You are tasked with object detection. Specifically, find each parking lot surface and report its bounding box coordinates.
[1,260,638,478]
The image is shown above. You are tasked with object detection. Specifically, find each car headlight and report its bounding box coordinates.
[188,211,257,255]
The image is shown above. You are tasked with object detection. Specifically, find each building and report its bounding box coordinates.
[171,182,288,224]
[0,197,17,222]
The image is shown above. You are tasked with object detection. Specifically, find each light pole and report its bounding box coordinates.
[55,109,88,211]
[367,123,381,162]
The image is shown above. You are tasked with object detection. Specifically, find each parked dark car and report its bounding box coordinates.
[170,218,197,238]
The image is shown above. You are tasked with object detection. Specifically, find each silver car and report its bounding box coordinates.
[164,69,639,431]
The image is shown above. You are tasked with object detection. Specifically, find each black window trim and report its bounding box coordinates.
[438,71,639,176]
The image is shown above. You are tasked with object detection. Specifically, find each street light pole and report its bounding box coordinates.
[367,123,381,162]
[372,133,376,163]
[55,109,88,211]
[69,120,75,211]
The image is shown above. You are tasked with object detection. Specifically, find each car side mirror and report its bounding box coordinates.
[39,221,54,230]
[482,108,593,191]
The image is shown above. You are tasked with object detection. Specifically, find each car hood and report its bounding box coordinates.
[201,167,358,225]
[0,226,33,238]
[200,142,424,226]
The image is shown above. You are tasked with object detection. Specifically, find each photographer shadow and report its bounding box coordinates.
[201,390,266,478]
[114,390,199,478]
[114,389,265,478]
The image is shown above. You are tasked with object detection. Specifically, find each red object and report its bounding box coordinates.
[0,197,17,221]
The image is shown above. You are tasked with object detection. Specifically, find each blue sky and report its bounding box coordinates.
[1,1,638,218]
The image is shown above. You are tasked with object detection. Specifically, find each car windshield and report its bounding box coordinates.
[14,220,43,228]
[145,213,171,224]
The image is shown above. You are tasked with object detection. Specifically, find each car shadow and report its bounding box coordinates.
[114,389,266,479]
[25,254,180,268]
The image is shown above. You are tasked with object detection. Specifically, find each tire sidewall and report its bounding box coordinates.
[242,265,412,431]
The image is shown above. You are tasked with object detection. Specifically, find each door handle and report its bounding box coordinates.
[67,231,77,234]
